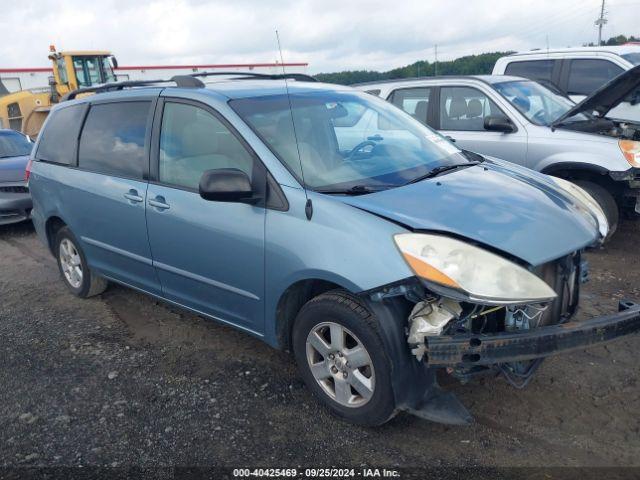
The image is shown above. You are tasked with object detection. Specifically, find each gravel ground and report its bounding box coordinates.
[0,220,639,471]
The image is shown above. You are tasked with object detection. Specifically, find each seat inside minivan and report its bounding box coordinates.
[160,102,254,188]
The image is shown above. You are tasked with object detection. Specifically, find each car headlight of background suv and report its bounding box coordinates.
[619,140,640,168]
[550,176,609,239]
[394,233,557,305]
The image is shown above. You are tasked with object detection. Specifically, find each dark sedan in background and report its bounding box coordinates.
[0,129,33,225]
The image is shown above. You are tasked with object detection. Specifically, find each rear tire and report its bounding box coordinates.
[292,290,396,426]
[55,226,108,298]
[573,180,619,241]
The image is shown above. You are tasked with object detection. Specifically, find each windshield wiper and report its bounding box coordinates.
[404,162,479,185]
[315,184,394,195]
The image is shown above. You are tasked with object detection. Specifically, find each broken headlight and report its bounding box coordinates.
[550,176,609,239]
[394,233,557,305]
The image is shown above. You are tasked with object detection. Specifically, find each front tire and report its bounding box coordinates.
[292,290,396,426]
[573,180,619,241]
[55,226,108,298]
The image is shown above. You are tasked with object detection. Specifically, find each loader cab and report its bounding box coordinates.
[49,47,118,95]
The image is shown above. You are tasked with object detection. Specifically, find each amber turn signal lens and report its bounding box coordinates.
[401,252,460,289]
[619,140,640,168]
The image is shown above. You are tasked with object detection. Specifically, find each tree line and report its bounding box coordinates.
[314,34,639,85]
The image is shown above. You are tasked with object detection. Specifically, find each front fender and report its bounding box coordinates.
[262,186,413,346]
[533,150,628,176]
[541,160,610,177]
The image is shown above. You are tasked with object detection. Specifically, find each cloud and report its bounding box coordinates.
[0,0,637,73]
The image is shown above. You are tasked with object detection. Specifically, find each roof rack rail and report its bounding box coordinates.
[190,71,317,82]
[61,75,205,101]
[61,71,316,102]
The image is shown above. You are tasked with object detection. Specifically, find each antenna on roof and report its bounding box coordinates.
[276,29,312,220]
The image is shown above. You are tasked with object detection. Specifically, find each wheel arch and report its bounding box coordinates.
[44,215,68,254]
[274,278,354,352]
[541,161,610,178]
[541,161,621,193]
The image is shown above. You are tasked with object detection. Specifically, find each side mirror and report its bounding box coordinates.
[199,168,257,203]
[110,55,119,69]
[484,115,515,133]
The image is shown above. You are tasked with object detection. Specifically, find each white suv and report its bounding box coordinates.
[493,45,640,121]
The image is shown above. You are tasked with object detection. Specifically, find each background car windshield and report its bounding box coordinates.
[622,53,640,66]
[0,131,32,158]
[493,80,589,126]
[230,90,467,191]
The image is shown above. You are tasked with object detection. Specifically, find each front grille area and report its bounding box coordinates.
[0,185,29,193]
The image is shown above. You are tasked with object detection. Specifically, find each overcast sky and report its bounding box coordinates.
[1,0,638,73]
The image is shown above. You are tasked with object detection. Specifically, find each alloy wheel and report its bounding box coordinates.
[305,322,375,408]
[59,238,83,289]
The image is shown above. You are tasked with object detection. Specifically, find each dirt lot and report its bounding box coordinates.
[1,220,639,471]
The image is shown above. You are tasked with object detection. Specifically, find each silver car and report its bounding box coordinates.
[357,67,640,238]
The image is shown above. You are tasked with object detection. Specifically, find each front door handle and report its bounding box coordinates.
[149,196,170,210]
[446,136,456,143]
[124,189,143,203]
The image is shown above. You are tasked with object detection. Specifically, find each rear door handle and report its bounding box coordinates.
[124,189,143,203]
[149,196,170,210]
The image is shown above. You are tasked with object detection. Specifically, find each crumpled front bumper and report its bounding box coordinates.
[424,300,640,366]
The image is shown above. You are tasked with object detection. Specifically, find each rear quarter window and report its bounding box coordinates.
[78,101,151,179]
[36,104,87,165]
[504,60,555,81]
[567,59,624,96]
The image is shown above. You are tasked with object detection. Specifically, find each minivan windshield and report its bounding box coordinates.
[231,90,470,192]
[492,80,590,126]
[0,131,32,158]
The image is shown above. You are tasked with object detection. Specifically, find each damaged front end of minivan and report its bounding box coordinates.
[360,209,640,425]
[363,252,640,425]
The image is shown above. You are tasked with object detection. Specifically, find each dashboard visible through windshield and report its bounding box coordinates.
[492,80,589,126]
[230,90,471,192]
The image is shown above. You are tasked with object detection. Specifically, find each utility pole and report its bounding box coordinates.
[434,44,438,76]
[595,0,607,46]
[546,34,549,53]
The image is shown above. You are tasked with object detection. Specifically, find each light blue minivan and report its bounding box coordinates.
[28,74,640,426]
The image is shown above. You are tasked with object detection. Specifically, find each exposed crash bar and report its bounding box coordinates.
[425,301,640,366]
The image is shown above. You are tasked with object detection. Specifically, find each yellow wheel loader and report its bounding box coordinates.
[0,46,118,138]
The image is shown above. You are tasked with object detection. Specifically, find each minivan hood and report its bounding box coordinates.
[552,64,640,125]
[0,155,29,183]
[339,162,599,266]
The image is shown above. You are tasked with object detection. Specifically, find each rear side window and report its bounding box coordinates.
[78,101,150,179]
[504,60,555,81]
[36,104,86,165]
[389,87,432,125]
[567,59,624,96]
[439,86,504,131]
